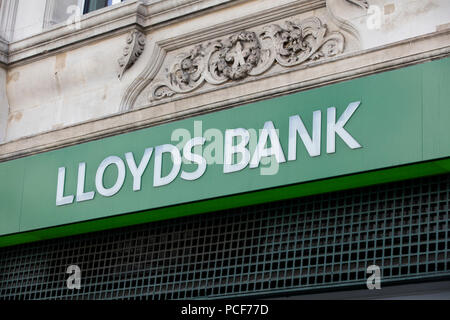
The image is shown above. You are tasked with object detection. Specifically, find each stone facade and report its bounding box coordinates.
[0,0,450,160]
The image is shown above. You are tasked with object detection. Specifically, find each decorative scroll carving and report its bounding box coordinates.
[159,45,206,98]
[346,0,369,10]
[210,31,261,81]
[152,17,344,100]
[118,30,146,80]
[260,19,344,67]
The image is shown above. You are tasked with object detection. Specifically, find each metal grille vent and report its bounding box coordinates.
[0,173,449,300]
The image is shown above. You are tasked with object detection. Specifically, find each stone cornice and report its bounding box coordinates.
[1,29,449,162]
[3,0,247,67]
[0,38,7,65]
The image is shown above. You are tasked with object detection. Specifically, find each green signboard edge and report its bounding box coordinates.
[1,157,449,248]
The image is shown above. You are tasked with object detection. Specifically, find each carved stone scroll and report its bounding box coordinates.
[118,30,146,80]
[152,17,344,100]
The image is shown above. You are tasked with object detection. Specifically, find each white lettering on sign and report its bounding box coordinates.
[181,137,207,181]
[327,101,362,154]
[153,144,182,187]
[76,162,95,202]
[95,156,126,197]
[55,101,362,206]
[223,128,251,174]
[249,121,286,169]
[56,167,74,206]
[125,148,153,191]
[288,110,322,160]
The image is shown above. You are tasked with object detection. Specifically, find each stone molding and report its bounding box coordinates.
[120,0,329,111]
[0,38,7,65]
[325,0,362,45]
[346,0,369,10]
[151,17,344,101]
[3,0,246,66]
[1,29,449,162]
[43,0,59,29]
[118,29,146,80]
[0,0,18,43]
[1,0,448,162]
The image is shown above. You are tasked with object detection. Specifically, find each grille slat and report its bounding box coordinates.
[0,174,449,299]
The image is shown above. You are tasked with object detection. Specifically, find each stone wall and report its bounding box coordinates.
[0,0,450,159]
[0,67,8,142]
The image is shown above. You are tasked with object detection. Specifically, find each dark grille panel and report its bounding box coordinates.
[0,173,449,300]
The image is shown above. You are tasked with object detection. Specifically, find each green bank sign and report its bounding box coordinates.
[56,101,362,206]
[1,57,450,246]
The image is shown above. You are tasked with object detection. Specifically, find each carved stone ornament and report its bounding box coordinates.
[152,17,344,100]
[346,0,369,10]
[118,30,146,80]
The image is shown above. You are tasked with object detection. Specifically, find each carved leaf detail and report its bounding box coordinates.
[118,30,146,80]
[151,17,345,100]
